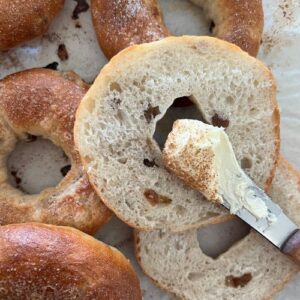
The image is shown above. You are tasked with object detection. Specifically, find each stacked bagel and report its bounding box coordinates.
[0,1,299,299]
[75,36,299,300]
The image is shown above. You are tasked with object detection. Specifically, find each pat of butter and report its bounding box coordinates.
[163,119,269,219]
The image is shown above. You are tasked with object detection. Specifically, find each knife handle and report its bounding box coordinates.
[281,229,300,264]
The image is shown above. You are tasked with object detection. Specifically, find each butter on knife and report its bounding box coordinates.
[163,119,300,264]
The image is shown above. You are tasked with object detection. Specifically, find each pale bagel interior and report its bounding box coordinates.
[135,157,300,300]
[74,36,279,231]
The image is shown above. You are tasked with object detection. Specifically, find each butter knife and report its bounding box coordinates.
[222,180,300,264]
[163,119,300,264]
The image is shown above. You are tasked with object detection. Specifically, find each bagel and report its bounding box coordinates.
[74,36,280,231]
[91,0,263,58]
[0,68,111,234]
[0,0,64,51]
[135,157,300,300]
[0,223,142,300]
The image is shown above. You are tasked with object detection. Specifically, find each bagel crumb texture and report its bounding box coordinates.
[74,36,279,231]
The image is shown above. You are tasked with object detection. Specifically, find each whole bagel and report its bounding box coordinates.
[91,0,263,58]
[0,223,142,300]
[0,0,64,51]
[0,68,111,234]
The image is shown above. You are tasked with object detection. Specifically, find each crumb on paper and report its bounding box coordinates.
[261,0,296,55]
[43,32,61,43]
[278,0,293,21]
[57,44,69,61]
[75,22,82,28]
[261,33,277,55]
[44,62,59,70]
[72,0,90,20]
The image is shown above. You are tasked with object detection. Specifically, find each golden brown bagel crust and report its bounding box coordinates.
[193,0,264,57]
[0,69,111,234]
[91,0,170,59]
[0,0,64,51]
[91,0,263,58]
[0,223,142,300]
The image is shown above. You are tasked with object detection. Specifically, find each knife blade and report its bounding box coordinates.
[222,180,297,248]
[222,176,300,262]
[162,119,300,263]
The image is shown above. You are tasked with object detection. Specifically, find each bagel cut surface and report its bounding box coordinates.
[135,157,300,300]
[0,69,111,234]
[75,36,279,231]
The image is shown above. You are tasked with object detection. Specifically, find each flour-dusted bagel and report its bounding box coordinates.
[0,68,111,234]
[0,223,142,300]
[74,36,280,231]
[91,0,170,59]
[91,0,263,58]
[135,157,300,300]
[190,0,264,56]
[0,0,64,51]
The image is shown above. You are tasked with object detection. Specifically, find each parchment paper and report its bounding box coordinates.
[1,0,299,299]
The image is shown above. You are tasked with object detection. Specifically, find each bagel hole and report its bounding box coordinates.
[159,0,210,37]
[7,137,71,194]
[153,96,206,150]
[197,218,250,259]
